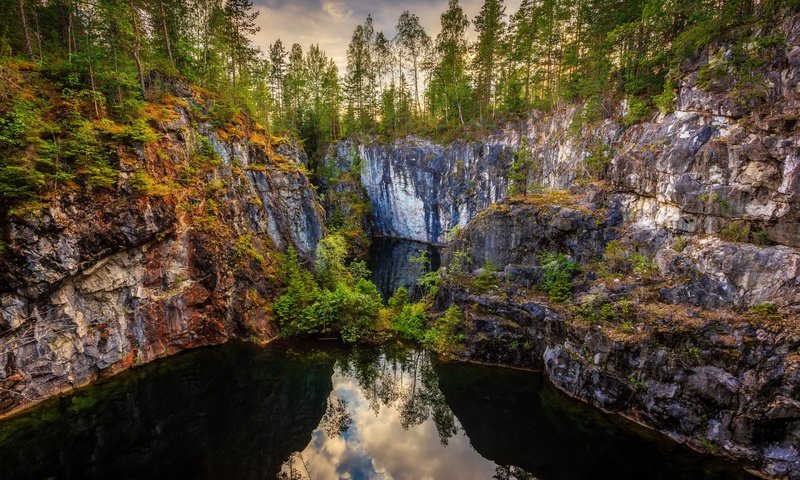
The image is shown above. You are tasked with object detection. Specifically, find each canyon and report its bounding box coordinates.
[1,11,799,480]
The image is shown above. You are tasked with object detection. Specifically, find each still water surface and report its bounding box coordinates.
[0,341,755,480]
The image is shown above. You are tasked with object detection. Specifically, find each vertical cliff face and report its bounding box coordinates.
[325,115,621,244]
[325,16,800,252]
[0,81,325,416]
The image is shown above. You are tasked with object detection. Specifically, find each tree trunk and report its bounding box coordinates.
[18,0,34,58]
[158,0,174,65]
[129,0,146,95]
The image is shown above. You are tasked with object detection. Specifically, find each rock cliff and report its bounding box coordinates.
[324,12,800,480]
[0,78,324,416]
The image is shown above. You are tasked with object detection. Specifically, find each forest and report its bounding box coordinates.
[0,0,795,207]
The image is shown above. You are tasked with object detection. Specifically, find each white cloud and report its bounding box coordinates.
[250,0,521,72]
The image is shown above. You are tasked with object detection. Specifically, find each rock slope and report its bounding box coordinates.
[0,79,324,416]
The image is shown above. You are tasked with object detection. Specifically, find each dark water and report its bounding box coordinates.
[367,237,442,300]
[0,342,756,480]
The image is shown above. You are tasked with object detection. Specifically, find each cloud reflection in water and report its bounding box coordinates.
[279,349,500,480]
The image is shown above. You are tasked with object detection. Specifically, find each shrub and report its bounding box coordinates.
[392,302,427,341]
[623,96,651,126]
[654,83,677,114]
[273,235,384,341]
[448,250,471,278]
[749,302,780,321]
[473,260,499,293]
[388,286,409,310]
[508,140,533,196]
[0,165,45,201]
[538,252,578,302]
[631,253,658,278]
[423,305,465,354]
[585,141,611,178]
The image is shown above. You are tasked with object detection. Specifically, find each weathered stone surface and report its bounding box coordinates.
[443,197,608,271]
[0,84,325,417]
[439,278,800,479]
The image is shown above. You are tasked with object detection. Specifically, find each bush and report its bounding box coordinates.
[392,302,427,341]
[423,305,465,354]
[473,260,499,293]
[273,234,384,341]
[748,302,780,321]
[538,252,578,302]
[0,165,45,201]
[585,141,611,178]
[623,96,651,126]
[654,83,676,114]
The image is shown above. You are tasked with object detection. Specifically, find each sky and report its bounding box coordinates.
[251,0,522,72]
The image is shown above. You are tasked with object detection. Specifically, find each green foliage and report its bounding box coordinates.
[748,302,780,320]
[388,286,409,310]
[473,259,499,293]
[392,302,428,341]
[538,252,578,302]
[508,140,533,196]
[631,254,658,277]
[577,297,637,326]
[585,141,611,178]
[601,240,657,278]
[696,32,786,106]
[654,83,677,114]
[422,305,465,354]
[417,270,442,299]
[233,234,267,269]
[719,220,773,245]
[315,234,350,289]
[448,249,471,278]
[628,375,646,390]
[622,97,652,127]
[274,234,384,341]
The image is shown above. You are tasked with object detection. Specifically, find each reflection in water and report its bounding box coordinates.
[0,343,334,480]
[279,347,756,480]
[0,342,757,480]
[280,347,490,480]
[367,238,441,300]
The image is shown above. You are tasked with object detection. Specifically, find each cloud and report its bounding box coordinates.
[250,0,521,72]
[280,368,499,480]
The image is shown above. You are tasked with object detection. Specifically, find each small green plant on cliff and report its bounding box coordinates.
[622,97,651,127]
[631,253,658,278]
[684,345,702,362]
[508,140,533,196]
[233,234,267,270]
[473,260,500,293]
[423,306,466,354]
[585,141,612,178]
[628,375,647,391]
[538,252,578,302]
[654,82,677,114]
[749,302,780,321]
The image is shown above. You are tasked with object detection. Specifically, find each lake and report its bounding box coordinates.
[0,341,756,480]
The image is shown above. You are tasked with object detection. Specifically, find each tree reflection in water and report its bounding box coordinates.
[278,346,492,480]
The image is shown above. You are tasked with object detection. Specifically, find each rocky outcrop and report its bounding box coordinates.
[325,15,800,251]
[0,82,325,416]
[440,277,800,479]
[324,114,621,244]
[443,194,611,270]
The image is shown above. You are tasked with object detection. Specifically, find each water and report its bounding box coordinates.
[367,238,442,300]
[0,341,755,480]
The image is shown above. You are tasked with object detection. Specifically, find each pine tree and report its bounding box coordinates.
[472,0,507,121]
[396,11,430,115]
